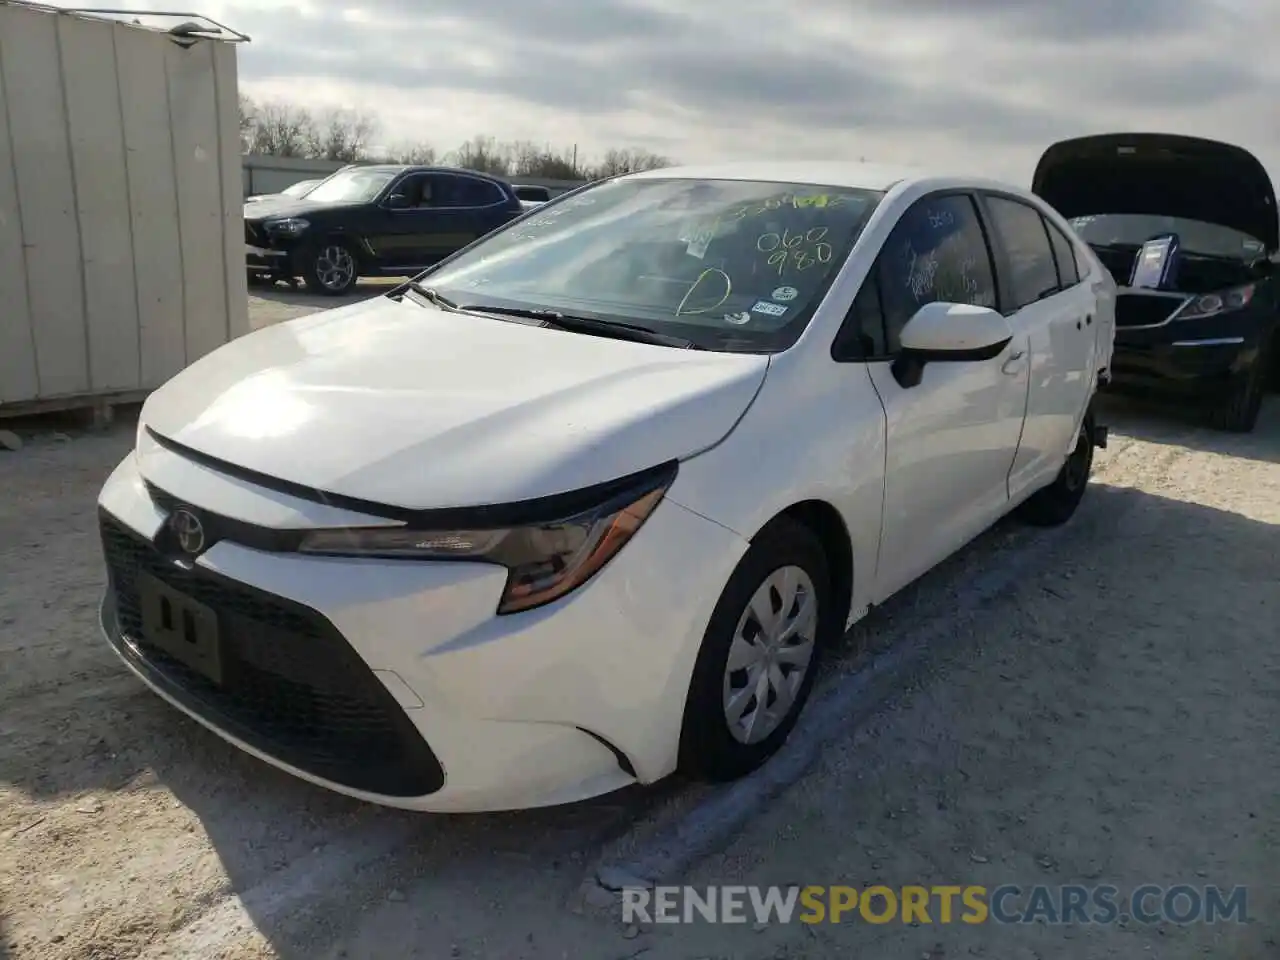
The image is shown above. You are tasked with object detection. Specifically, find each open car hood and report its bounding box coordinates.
[1032,133,1278,252]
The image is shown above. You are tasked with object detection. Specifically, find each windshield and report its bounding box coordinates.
[282,179,318,198]
[416,178,884,352]
[305,168,397,204]
[1069,214,1266,261]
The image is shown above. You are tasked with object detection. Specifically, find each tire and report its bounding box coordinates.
[302,240,359,296]
[1208,342,1270,433]
[678,517,833,782]
[1016,411,1095,527]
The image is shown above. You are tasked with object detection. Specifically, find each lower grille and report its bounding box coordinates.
[99,512,444,798]
[1116,292,1186,328]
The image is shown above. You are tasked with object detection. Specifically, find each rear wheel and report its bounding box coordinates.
[1208,340,1271,433]
[1016,411,1095,527]
[679,518,832,782]
[303,240,359,296]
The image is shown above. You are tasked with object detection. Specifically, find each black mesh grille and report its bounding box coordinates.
[1116,292,1184,328]
[245,221,266,246]
[99,511,444,798]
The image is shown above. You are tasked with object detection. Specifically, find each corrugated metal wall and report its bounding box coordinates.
[0,3,248,408]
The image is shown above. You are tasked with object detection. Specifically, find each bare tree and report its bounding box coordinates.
[386,142,439,165]
[246,101,316,158]
[591,147,672,179]
[236,98,678,179]
[449,135,511,176]
[308,107,378,163]
[507,141,582,179]
[238,94,257,153]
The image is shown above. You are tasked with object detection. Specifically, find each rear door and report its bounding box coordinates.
[977,192,1098,499]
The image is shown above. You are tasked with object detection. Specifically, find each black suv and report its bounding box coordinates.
[245,165,523,295]
[1033,133,1279,432]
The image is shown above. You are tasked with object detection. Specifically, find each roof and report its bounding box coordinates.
[346,164,510,182]
[623,161,926,192]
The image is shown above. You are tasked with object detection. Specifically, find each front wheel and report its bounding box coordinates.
[1016,411,1095,527]
[302,241,359,296]
[679,518,833,782]
[1208,342,1270,433]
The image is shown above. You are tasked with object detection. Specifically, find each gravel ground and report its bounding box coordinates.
[0,289,1276,959]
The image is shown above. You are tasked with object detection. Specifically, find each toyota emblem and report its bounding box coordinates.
[170,508,206,555]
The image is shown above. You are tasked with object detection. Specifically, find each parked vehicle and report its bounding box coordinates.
[244,165,524,295]
[513,184,552,203]
[245,178,322,204]
[1034,133,1278,432]
[100,162,1114,811]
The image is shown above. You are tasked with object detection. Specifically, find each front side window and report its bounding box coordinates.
[417,178,885,352]
[304,168,398,204]
[984,195,1060,310]
[876,194,997,351]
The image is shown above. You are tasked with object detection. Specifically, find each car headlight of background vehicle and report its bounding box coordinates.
[264,217,310,237]
[297,464,676,614]
[1176,283,1255,321]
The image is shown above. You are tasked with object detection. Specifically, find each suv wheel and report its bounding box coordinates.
[1209,340,1271,433]
[303,241,359,296]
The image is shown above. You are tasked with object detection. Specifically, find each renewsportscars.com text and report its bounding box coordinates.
[621,884,1249,926]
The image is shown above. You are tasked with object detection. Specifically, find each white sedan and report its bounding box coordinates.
[97,162,1116,812]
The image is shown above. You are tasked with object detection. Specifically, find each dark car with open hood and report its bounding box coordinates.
[1033,133,1278,432]
[244,164,523,296]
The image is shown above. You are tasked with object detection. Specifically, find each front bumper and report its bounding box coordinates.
[1107,315,1272,400]
[96,446,747,812]
[245,220,300,274]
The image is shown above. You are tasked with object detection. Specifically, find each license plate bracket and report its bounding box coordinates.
[137,572,223,685]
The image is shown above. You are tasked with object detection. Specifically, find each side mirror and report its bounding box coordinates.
[891,301,1013,389]
[386,193,411,210]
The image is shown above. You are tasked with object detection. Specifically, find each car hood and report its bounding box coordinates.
[243,196,364,221]
[1032,133,1279,252]
[139,297,769,510]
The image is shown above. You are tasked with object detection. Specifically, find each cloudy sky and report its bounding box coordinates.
[43,0,1280,182]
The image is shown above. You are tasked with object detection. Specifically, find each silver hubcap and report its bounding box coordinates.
[315,245,355,290]
[722,565,818,745]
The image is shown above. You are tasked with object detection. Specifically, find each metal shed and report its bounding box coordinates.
[0,1,249,418]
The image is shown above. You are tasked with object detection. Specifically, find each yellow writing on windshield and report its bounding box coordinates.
[724,194,852,221]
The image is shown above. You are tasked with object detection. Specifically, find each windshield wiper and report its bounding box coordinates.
[396,281,460,311]
[456,304,698,349]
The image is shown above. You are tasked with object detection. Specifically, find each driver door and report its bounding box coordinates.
[860,193,1030,601]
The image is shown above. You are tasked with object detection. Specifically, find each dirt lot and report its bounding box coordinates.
[1,288,1277,959]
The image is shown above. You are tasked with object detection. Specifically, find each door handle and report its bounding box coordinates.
[1001,349,1026,376]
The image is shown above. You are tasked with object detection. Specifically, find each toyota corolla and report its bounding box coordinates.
[98,162,1115,812]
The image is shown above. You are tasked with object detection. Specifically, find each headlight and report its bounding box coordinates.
[264,217,310,237]
[297,464,676,614]
[1176,283,1254,321]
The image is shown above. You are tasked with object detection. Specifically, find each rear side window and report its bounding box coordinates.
[1045,218,1080,286]
[983,195,1060,310]
[876,194,998,352]
[432,174,506,207]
